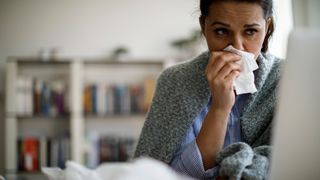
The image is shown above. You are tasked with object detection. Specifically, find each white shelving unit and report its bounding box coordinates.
[5,57,165,179]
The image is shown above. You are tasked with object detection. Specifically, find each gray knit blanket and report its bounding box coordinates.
[135,51,282,179]
[217,142,271,180]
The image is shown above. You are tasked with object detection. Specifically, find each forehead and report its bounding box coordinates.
[207,2,265,22]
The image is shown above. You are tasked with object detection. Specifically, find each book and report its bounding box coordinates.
[122,85,131,114]
[97,83,107,116]
[40,82,51,117]
[16,77,25,116]
[16,77,33,116]
[49,137,70,168]
[33,79,42,115]
[85,132,99,168]
[85,134,138,165]
[99,136,119,162]
[118,137,136,162]
[23,138,39,171]
[106,85,115,115]
[91,85,97,115]
[17,138,24,171]
[130,85,143,114]
[51,80,66,116]
[142,78,156,113]
[39,137,48,167]
[25,77,34,116]
[82,80,156,116]
[83,85,92,114]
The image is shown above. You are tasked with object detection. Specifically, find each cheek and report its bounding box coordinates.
[245,34,266,59]
[245,41,262,59]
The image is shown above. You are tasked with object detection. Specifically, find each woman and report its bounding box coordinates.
[135,0,281,179]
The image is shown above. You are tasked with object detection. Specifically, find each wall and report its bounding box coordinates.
[0,0,202,92]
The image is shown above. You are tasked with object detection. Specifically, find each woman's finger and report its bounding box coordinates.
[206,52,241,78]
[213,61,241,80]
[225,70,241,89]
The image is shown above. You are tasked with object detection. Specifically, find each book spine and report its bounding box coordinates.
[106,85,114,115]
[91,85,97,115]
[97,83,107,116]
[25,77,33,116]
[82,79,157,116]
[16,77,25,116]
[33,79,42,115]
[143,78,156,113]
[23,138,39,171]
[17,138,24,171]
[41,83,51,117]
[39,137,48,167]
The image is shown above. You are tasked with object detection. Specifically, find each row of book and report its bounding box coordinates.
[83,79,155,115]
[16,76,69,117]
[17,136,70,172]
[16,76,156,117]
[85,134,137,168]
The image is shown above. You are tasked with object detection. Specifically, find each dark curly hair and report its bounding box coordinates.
[200,0,274,52]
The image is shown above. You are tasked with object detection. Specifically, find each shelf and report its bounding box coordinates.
[5,171,47,180]
[17,115,70,121]
[18,65,70,78]
[82,59,164,65]
[8,56,72,65]
[17,117,70,138]
[9,58,71,79]
[5,58,165,173]
[8,57,165,66]
[84,114,146,120]
[85,115,145,137]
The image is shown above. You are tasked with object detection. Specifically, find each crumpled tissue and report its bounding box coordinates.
[224,45,259,95]
[42,157,194,180]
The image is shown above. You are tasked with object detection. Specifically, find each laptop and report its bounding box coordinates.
[269,29,320,179]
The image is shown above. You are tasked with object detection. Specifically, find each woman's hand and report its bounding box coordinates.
[197,51,242,170]
[205,51,242,112]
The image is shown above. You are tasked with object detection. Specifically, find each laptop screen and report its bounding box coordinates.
[269,29,320,179]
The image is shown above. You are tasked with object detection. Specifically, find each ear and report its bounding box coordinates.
[199,16,206,37]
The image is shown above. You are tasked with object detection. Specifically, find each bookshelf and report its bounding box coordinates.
[5,57,166,178]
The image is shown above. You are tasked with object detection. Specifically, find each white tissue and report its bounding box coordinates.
[224,45,258,95]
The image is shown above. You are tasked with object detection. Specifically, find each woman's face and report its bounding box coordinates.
[200,2,270,60]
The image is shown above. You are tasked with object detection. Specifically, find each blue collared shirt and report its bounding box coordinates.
[170,94,249,179]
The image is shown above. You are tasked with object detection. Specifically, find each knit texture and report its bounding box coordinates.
[134,51,282,167]
[216,142,271,180]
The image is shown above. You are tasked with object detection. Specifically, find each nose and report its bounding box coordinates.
[230,34,244,51]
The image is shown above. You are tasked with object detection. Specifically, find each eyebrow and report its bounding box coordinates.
[243,23,261,28]
[211,21,230,27]
[210,21,261,28]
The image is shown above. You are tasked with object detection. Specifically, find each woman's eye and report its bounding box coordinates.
[245,29,258,36]
[214,28,228,36]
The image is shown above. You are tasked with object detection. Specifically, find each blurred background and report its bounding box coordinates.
[0,0,318,179]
